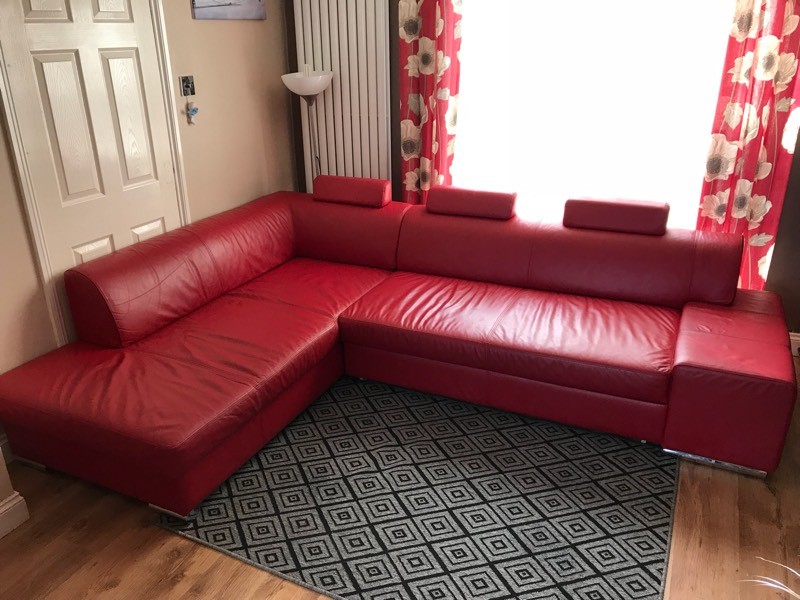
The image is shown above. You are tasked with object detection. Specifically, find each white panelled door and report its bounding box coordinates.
[0,0,183,343]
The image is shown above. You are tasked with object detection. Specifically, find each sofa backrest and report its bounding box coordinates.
[64,178,744,347]
[65,197,294,348]
[291,185,411,270]
[397,186,530,286]
[397,208,534,287]
[525,223,742,308]
[396,202,743,309]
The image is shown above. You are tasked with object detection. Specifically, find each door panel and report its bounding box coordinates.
[23,0,72,23]
[32,50,104,203]
[101,48,157,186]
[93,0,132,22]
[72,235,115,264]
[0,0,183,341]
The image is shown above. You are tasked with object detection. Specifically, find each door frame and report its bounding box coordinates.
[0,0,191,347]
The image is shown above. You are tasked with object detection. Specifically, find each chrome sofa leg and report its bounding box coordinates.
[148,503,190,521]
[663,448,767,478]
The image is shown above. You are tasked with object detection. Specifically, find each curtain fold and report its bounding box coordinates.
[398,0,462,204]
[698,0,800,289]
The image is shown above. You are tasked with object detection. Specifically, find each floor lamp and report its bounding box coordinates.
[281,65,333,184]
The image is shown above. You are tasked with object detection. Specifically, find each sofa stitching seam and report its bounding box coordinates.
[394,203,414,270]
[686,233,700,303]
[523,218,542,289]
[487,288,525,338]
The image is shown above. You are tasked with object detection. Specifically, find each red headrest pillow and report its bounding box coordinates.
[426,186,517,220]
[563,198,670,235]
[313,175,392,207]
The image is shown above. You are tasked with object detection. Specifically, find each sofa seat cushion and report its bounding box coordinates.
[486,288,679,404]
[340,272,679,404]
[230,257,390,317]
[0,344,261,476]
[136,294,339,394]
[0,297,340,477]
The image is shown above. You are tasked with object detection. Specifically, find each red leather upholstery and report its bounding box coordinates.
[677,290,790,345]
[397,207,534,287]
[526,224,742,308]
[340,272,679,404]
[313,175,392,207]
[344,345,668,443]
[340,272,522,364]
[0,178,793,518]
[0,343,258,477]
[564,198,670,235]
[65,197,294,348]
[64,228,215,348]
[0,297,337,481]
[663,290,797,471]
[291,193,411,270]
[396,208,742,308]
[4,347,343,515]
[426,186,516,219]
[183,196,294,293]
[486,288,678,403]
[231,258,389,317]
[136,295,338,398]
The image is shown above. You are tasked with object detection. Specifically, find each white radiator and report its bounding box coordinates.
[292,0,392,190]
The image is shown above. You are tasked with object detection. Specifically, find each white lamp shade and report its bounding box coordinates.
[281,71,333,96]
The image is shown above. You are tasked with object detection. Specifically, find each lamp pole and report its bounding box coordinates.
[302,95,322,178]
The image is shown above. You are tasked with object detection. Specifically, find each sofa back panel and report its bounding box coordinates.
[525,224,742,308]
[65,197,295,348]
[185,196,295,293]
[291,194,411,270]
[689,231,744,305]
[396,207,535,287]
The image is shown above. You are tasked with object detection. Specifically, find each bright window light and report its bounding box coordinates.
[451,1,733,229]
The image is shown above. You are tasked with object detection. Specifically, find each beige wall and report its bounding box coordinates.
[163,0,296,220]
[0,450,13,499]
[0,1,296,377]
[768,165,800,332]
[0,122,57,374]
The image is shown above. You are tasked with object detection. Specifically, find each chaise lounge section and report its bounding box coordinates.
[0,176,795,515]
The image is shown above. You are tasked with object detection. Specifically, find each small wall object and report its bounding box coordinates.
[192,0,266,20]
[179,75,195,97]
[179,75,198,125]
[186,102,199,125]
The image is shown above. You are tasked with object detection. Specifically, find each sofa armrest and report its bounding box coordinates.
[663,290,797,472]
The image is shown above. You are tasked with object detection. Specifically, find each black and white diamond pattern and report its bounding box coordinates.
[161,377,677,599]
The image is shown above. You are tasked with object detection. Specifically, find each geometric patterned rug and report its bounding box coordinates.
[159,377,678,599]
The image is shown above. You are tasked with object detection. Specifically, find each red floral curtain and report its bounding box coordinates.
[699,0,800,289]
[398,0,462,204]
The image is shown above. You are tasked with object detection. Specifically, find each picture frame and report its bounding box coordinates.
[191,0,266,21]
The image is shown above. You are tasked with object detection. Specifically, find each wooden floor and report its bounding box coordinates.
[1,361,798,599]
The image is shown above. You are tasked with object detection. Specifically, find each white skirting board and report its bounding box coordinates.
[790,332,800,357]
[0,492,28,539]
[0,434,11,465]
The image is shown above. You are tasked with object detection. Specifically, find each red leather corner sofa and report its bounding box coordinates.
[0,176,795,516]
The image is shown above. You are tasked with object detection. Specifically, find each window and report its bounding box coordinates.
[451,1,733,228]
